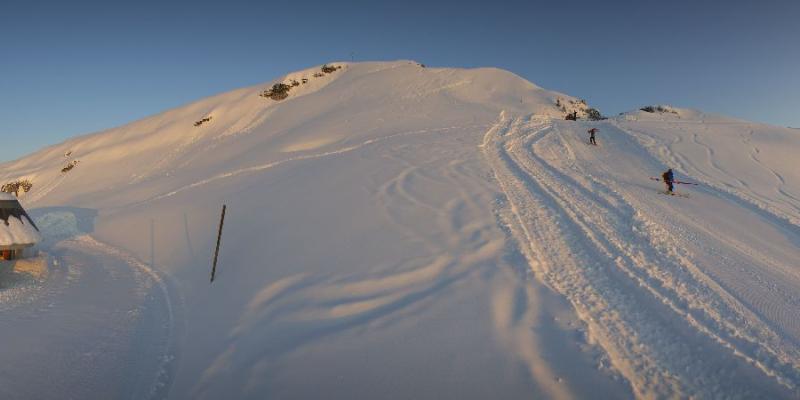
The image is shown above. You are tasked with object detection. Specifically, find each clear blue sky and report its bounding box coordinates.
[2,0,798,162]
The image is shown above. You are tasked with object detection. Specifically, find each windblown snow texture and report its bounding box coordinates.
[1,61,798,399]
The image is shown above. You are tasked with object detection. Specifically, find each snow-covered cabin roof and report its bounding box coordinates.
[0,192,40,248]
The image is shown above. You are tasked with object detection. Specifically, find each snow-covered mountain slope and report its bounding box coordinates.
[619,108,800,226]
[484,112,800,398]
[1,61,798,399]
[1,61,570,210]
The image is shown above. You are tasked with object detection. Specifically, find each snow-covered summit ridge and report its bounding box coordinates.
[0,60,580,208]
[618,105,725,122]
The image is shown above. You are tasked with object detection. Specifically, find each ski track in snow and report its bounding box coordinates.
[615,120,800,229]
[25,170,68,205]
[128,123,491,208]
[482,112,799,399]
[74,235,180,400]
[187,131,544,398]
[0,236,178,400]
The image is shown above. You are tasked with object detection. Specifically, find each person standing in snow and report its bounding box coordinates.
[587,128,598,145]
[662,168,675,194]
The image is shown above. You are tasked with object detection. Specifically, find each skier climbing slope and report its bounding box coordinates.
[648,174,699,196]
[587,128,598,145]
[662,168,674,193]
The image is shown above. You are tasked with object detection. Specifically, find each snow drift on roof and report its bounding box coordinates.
[0,193,40,246]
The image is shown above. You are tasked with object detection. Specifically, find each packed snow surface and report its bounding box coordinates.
[1,61,798,399]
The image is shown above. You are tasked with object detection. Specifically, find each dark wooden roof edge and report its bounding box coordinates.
[0,199,39,231]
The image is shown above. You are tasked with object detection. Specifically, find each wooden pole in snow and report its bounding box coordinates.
[210,204,226,283]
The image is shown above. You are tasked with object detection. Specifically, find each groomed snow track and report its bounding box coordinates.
[482,112,800,399]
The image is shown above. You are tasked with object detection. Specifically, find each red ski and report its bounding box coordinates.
[649,177,699,186]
